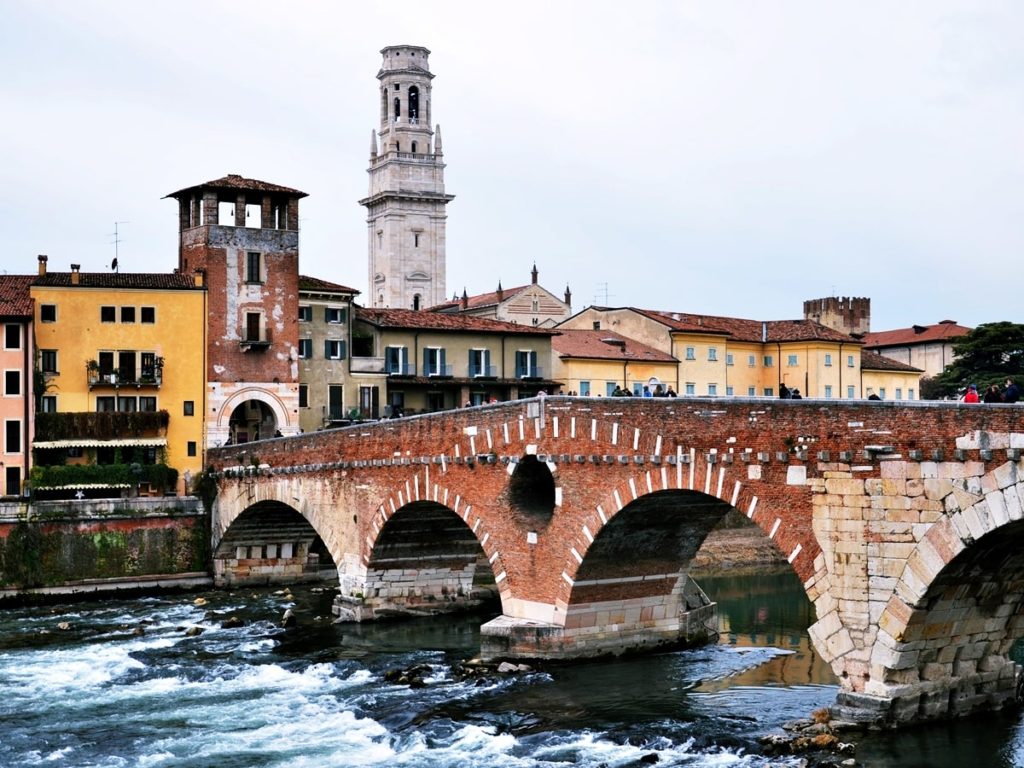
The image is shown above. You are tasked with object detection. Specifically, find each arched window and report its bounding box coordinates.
[411,141,417,154]
[393,97,401,119]
[413,294,421,311]
[408,86,419,123]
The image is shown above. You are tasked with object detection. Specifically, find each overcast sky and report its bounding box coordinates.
[2,1,1021,330]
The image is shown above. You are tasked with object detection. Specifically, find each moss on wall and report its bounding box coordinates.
[0,517,209,589]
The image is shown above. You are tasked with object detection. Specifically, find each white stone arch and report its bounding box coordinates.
[869,460,1024,704]
[210,474,347,588]
[210,386,297,447]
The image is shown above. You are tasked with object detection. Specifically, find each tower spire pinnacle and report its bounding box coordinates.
[370,129,378,159]
[434,124,443,155]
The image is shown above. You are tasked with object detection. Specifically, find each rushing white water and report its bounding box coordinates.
[4,573,1022,767]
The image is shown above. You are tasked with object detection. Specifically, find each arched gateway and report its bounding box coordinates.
[210,397,1024,726]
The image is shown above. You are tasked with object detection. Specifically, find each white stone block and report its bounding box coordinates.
[1005,485,1023,521]
[986,490,1010,527]
[786,465,807,485]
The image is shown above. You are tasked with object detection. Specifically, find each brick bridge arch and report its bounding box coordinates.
[210,397,1024,725]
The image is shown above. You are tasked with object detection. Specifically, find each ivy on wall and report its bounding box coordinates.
[35,411,170,442]
[29,463,179,492]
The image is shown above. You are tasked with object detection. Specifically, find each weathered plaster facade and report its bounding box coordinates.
[167,175,303,446]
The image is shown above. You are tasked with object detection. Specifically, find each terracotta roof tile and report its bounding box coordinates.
[860,350,924,373]
[553,329,677,363]
[165,174,307,199]
[628,308,858,344]
[34,273,200,290]
[862,321,971,348]
[356,307,557,335]
[299,275,360,294]
[431,284,531,312]
[0,275,35,317]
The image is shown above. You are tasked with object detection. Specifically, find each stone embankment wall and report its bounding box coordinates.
[0,497,208,598]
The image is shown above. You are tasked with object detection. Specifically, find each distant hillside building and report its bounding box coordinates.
[362,45,453,310]
[861,320,971,379]
[432,265,572,328]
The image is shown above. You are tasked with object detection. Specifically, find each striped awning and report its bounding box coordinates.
[32,438,167,450]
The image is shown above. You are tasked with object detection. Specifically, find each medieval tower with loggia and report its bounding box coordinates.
[361,45,454,310]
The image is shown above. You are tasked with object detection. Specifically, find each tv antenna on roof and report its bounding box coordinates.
[593,282,614,306]
[109,221,129,272]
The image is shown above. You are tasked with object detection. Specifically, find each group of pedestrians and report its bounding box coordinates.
[611,384,677,398]
[778,384,803,399]
[963,378,1020,404]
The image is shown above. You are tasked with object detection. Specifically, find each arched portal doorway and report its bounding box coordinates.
[228,399,277,444]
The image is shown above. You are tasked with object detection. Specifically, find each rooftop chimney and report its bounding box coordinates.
[460,288,468,311]
[70,264,80,285]
[37,255,48,276]
[564,284,572,307]
[531,263,538,285]
[496,281,504,303]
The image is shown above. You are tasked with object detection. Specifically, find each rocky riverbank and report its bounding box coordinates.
[690,524,788,575]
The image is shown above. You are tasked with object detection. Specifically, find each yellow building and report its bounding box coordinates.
[550,329,678,396]
[559,307,919,400]
[30,258,207,495]
[860,350,924,401]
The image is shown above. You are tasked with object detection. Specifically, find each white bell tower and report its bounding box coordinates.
[361,45,454,310]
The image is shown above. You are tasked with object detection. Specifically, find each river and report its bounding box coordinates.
[2,569,1023,767]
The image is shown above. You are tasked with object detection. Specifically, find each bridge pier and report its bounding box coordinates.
[832,658,1022,725]
[333,551,499,621]
[480,576,717,661]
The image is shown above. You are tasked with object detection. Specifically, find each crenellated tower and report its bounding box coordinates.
[360,45,454,310]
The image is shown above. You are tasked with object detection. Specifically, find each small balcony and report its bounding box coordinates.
[386,363,417,377]
[87,366,163,389]
[350,356,385,374]
[469,364,498,379]
[240,326,272,351]
[425,364,454,378]
[516,366,545,380]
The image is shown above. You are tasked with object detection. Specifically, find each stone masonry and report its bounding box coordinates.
[209,396,1024,725]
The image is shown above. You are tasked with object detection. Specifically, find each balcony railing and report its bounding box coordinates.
[516,366,545,380]
[88,370,163,388]
[386,363,416,376]
[425,364,454,378]
[469,364,498,378]
[350,356,385,373]
[240,326,272,350]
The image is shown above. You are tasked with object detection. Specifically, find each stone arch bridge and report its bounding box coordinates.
[207,396,1024,725]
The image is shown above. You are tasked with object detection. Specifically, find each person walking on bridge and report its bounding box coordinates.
[1005,378,1021,403]
[963,384,980,403]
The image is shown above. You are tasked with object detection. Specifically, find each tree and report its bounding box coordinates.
[932,322,1024,398]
